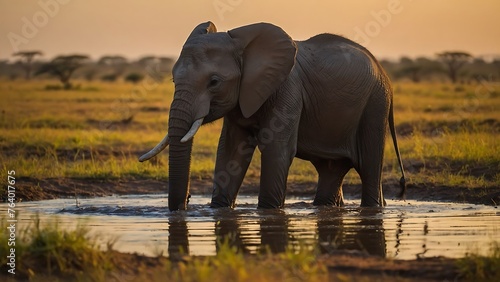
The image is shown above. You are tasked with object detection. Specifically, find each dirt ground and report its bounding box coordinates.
[7,177,500,281]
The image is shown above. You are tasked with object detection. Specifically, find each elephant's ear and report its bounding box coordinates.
[228,23,297,118]
[187,21,217,41]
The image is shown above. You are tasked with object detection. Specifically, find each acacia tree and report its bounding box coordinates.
[136,56,174,82]
[98,55,128,79]
[396,57,422,83]
[493,59,500,79]
[12,50,43,80]
[437,51,473,83]
[36,55,89,89]
[137,55,157,67]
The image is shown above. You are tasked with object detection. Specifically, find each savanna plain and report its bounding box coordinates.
[1,79,499,281]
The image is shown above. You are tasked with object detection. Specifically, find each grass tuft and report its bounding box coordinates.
[457,242,500,281]
[166,237,327,282]
[0,215,112,281]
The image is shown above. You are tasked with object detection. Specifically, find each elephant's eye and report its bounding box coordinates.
[208,77,221,89]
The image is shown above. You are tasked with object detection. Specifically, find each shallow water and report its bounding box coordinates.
[2,194,499,260]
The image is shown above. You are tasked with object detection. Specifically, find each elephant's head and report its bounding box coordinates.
[139,21,297,211]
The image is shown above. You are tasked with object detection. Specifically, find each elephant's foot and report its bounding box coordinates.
[360,193,386,207]
[312,195,344,207]
[210,201,233,208]
[257,202,283,209]
[257,194,284,209]
[210,193,234,208]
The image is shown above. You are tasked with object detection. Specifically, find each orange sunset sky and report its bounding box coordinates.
[1,0,499,61]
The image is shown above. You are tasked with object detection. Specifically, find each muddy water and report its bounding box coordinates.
[2,195,498,260]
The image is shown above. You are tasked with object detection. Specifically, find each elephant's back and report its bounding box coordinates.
[299,33,378,63]
[295,34,382,119]
[294,34,389,162]
[296,34,383,82]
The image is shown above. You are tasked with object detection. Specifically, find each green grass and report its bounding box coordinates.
[164,239,326,282]
[0,79,499,190]
[457,242,500,281]
[0,215,113,281]
[384,130,500,187]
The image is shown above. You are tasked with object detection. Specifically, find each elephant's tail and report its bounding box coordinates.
[389,99,407,199]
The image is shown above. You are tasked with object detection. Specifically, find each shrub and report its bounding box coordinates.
[0,215,113,280]
[101,74,118,82]
[125,72,145,84]
[457,242,500,281]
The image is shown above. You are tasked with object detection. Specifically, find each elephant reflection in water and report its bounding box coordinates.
[167,217,190,260]
[214,210,250,254]
[168,209,386,258]
[317,208,386,257]
[167,211,290,257]
[214,210,290,254]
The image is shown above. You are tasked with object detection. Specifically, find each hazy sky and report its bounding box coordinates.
[1,0,499,61]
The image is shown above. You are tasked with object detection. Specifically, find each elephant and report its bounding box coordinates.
[139,21,406,211]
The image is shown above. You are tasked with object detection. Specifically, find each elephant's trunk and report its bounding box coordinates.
[167,99,196,211]
[168,138,193,211]
[140,89,208,211]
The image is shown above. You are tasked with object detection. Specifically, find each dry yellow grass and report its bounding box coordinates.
[0,79,498,190]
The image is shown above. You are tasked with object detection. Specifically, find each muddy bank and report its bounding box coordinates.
[318,252,461,281]
[12,177,500,206]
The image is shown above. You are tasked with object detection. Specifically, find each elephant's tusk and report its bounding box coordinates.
[138,134,170,162]
[181,118,204,143]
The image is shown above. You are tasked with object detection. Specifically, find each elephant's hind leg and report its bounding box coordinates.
[312,158,352,206]
[356,92,390,207]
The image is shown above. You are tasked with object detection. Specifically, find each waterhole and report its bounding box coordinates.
[2,194,498,260]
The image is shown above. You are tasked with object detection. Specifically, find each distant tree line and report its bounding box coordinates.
[1,51,175,89]
[380,52,500,84]
[1,50,499,88]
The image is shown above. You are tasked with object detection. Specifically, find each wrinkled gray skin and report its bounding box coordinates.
[140,21,406,211]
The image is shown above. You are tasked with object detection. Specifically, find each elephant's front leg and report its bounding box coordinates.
[210,119,256,208]
[258,139,297,209]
